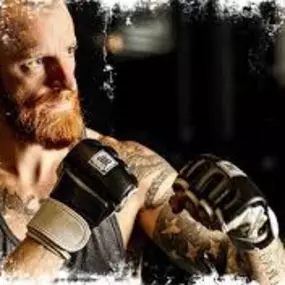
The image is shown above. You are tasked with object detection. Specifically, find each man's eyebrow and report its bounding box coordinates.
[2,40,40,60]
[12,45,43,59]
[9,39,78,60]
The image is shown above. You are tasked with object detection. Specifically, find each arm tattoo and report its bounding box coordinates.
[144,167,175,208]
[246,238,285,285]
[99,137,177,208]
[0,188,44,222]
[152,202,252,276]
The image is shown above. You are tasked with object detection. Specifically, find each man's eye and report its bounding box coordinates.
[21,58,44,72]
[67,45,77,55]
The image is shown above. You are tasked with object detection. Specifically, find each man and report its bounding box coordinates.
[0,0,284,284]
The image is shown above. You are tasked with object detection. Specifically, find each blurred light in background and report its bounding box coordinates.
[275,24,285,87]
[106,16,174,58]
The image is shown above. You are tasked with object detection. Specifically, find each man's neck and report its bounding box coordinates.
[0,119,71,201]
[10,143,69,193]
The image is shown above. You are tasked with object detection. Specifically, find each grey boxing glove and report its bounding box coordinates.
[27,139,138,260]
[172,154,279,251]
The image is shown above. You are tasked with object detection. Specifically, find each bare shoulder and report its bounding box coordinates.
[86,128,177,209]
[85,128,102,140]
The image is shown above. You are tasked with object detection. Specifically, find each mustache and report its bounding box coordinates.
[22,90,78,108]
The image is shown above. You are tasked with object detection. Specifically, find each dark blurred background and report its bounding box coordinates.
[67,0,285,282]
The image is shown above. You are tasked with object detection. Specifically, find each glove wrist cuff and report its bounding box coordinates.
[27,198,91,260]
[224,205,279,251]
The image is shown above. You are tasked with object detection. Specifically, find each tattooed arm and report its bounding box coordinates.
[91,131,285,284]
[97,135,246,274]
[140,188,285,285]
[139,202,250,276]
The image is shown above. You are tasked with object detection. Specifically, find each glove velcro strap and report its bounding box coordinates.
[27,198,91,260]
[27,229,71,260]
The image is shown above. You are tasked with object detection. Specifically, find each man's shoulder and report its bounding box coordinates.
[85,128,135,150]
[85,128,102,140]
[85,127,161,159]
[86,128,177,208]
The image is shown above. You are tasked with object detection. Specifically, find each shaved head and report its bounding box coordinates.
[0,0,85,149]
[0,0,64,55]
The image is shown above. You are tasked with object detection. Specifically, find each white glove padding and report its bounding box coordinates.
[224,205,279,249]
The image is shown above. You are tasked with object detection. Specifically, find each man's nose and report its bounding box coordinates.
[45,57,77,91]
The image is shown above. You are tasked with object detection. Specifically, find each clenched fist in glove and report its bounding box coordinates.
[27,139,138,260]
[171,154,279,251]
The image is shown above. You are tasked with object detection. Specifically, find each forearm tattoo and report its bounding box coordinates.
[144,167,175,208]
[246,239,285,285]
[99,137,177,208]
[152,203,252,276]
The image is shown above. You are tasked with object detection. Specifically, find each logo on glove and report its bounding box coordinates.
[89,150,119,175]
[217,160,247,178]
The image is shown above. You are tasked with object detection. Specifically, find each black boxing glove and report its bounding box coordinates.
[27,139,138,260]
[172,154,279,250]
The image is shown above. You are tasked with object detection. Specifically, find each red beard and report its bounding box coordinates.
[3,89,85,149]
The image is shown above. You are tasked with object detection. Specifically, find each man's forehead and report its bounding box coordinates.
[0,0,61,12]
[0,0,75,57]
[0,0,64,30]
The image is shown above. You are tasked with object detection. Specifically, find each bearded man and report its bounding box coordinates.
[0,1,284,285]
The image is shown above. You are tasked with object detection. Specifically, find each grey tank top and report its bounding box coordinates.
[0,212,126,277]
